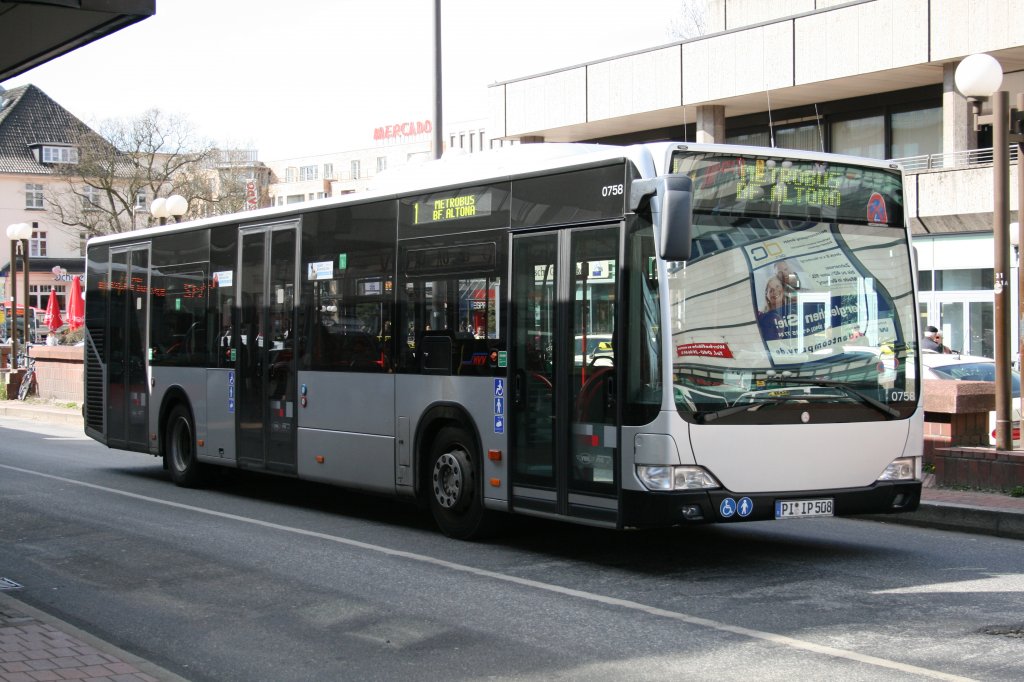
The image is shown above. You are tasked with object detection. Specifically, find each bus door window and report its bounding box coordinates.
[569,227,618,493]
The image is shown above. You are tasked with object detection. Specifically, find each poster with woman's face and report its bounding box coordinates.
[747,226,894,364]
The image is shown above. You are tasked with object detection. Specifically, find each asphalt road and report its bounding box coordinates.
[1,417,1022,681]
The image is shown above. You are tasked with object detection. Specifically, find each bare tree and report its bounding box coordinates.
[667,0,710,41]
[46,108,227,238]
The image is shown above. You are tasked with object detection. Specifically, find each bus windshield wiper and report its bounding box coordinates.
[695,398,789,423]
[765,376,900,419]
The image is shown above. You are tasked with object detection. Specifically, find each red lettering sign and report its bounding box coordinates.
[676,342,734,359]
[373,120,432,141]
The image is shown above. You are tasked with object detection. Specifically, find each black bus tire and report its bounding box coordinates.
[428,425,493,540]
[165,403,206,488]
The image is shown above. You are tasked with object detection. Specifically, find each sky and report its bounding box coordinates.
[2,0,687,160]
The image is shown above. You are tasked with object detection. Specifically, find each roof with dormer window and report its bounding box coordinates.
[0,84,102,175]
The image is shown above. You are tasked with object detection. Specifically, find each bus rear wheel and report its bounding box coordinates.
[165,403,206,488]
[428,426,493,540]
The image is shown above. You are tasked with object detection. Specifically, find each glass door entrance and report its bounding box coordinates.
[509,224,620,522]
[107,244,150,451]
[236,222,298,472]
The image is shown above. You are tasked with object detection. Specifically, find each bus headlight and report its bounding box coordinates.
[637,465,720,491]
[877,457,918,481]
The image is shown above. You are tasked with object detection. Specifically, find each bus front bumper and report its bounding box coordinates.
[620,480,921,528]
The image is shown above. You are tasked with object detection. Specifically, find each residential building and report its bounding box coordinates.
[487,0,1024,359]
[0,84,91,315]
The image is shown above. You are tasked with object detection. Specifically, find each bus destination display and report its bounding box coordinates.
[670,151,904,226]
[413,190,492,225]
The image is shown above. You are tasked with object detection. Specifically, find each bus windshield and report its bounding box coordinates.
[666,153,916,422]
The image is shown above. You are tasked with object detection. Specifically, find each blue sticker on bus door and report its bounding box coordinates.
[494,378,504,398]
[494,415,504,433]
[720,498,736,518]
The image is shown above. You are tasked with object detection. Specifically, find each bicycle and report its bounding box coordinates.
[17,352,35,401]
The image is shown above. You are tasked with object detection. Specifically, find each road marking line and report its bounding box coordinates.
[0,463,975,681]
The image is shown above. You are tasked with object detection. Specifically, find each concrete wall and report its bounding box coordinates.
[905,164,1019,234]
[588,46,681,122]
[491,0,1024,140]
[794,0,929,84]
[931,0,1024,60]
[681,21,793,103]
[505,68,587,137]
[23,345,82,403]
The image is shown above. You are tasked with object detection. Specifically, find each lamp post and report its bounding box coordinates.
[150,194,187,225]
[6,222,32,371]
[1013,224,1023,376]
[955,53,1024,451]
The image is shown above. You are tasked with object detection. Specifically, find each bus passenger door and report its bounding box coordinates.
[236,222,298,473]
[106,244,151,451]
[509,225,620,524]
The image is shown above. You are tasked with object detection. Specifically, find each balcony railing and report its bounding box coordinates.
[891,146,1019,173]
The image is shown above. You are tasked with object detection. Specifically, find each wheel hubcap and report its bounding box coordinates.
[432,451,463,509]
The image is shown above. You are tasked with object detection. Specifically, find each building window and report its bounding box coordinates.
[81,186,101,210]
[25,183,44,209]
[727,123,821,152]
[135,189,147,210]
[376,156,387,173]
[324,163,334,179]
[831,115,885,159]
[891,106,942,159]
[30,224,46,258]
[41,146,78,164]
[285,167,297,183]
[300,165,318,181]
[351,160,361,180]
[286,195,304,204]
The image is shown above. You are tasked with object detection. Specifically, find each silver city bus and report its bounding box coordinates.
[83,142,923,538]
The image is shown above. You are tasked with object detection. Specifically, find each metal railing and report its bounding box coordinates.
[892,146,1019,173]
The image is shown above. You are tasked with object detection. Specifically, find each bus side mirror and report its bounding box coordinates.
[630,176,693,261]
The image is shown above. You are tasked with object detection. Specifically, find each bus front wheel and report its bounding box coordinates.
[165,403,206,488]
[428,426,492,540]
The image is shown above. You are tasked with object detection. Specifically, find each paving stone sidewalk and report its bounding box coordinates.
[0,593,184,682]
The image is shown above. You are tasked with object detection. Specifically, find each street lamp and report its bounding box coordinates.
[150,194,187,225]
[6,222,32,371]
[954,53,1024,451]
[1013,223,1023,374]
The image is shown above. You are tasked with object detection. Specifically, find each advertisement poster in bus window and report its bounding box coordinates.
[747,223,897,366]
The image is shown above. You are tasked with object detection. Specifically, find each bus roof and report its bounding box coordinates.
[86,141,902,247]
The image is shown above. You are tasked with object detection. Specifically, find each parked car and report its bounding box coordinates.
[574,334,612,366]
[920,351,1021,447]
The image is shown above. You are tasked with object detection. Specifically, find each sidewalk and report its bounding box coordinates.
[0,591,187,682]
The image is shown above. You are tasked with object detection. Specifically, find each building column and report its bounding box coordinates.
[943,61,976,154]
[695,105,725,144]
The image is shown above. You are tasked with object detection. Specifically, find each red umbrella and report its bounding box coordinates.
[44,287,62,333]
[66,275,84,331]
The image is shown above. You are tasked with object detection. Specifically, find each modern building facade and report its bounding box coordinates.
[487,0,1024,358]
[266,118,515,204]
